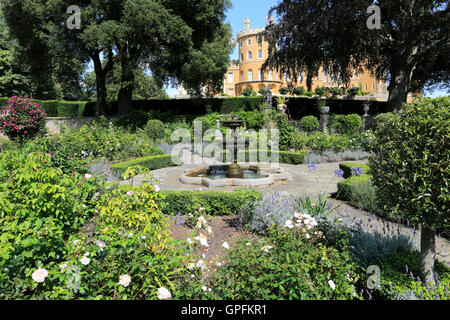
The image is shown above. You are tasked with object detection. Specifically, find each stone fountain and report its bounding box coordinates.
[221,119,245,178]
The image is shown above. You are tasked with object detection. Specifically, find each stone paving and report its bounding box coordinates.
[125,157,450,265]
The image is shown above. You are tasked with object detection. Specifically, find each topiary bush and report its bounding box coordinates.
[0,96,47,141]
[279,87,289,95]
[293,86,305,96]
[346,87,360,96]
[315,86,326,96]
[330,114,362,135]
[330,87,341,96]
[145,119,165,141]
[242,88,256,97]
[369,97,450,285]
[300,115,319,132]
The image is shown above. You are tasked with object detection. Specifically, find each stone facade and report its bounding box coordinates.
[221,18,389,100]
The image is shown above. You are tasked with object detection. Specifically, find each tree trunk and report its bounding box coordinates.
[117,44,135,115]
[420,226,436,286]
[91,50,114,116]
[386,64,412,113]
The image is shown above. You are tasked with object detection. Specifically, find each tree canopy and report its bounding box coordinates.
[263,0,449,112]
[1,0,233,114]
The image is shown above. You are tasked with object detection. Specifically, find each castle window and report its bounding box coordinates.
[229,88,234,95]
[240,71,244,82]
[258,50,263,59]
[248,70,253,81]
[247,39,252,46]
[268,70,273,80]
[227,72,234,84]
[240,41,243,48]
[241,53,244,61]
[248,51,253,60]
[259,69,263,80]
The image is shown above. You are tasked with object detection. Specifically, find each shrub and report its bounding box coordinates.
[279,87,289,95]
[57,101,87,117]
[346,87,360,96]
[159,189,261,217]
[339,162,371,179]
[223,150,307,165]
[300,116,319,132]
[304,91,315,97]
[373,250,450,300]
[369,97,450,284]
[330,114,362,135]
[315,86,326,96]
[306,132,332,152]
[145,119,165,141]
[290,131,308,151]
[0,96,47,141]
[273,113,298,150]
[336,174,373,200]
[329,135,351,152]
[293,86,305,96]
[110,154,179,174]
[258,87,266,95]
[242,88,256,97]
[115,110,151,131]
[330,87,341,96]
[198,227,360,300]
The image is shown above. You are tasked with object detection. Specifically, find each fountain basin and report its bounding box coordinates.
[180,164,290,187]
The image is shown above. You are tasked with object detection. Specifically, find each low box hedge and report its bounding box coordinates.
[159,189,262,216]
[339,162,371,179]
[218,149,307,165]
[336,174,373,200]
[110,154,180,174]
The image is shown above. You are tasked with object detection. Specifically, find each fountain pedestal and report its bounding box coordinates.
[221,120,245,179]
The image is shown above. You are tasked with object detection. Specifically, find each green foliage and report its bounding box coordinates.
[300,116,319,132]
[330,87,341,96]
[370,97,449,230]
[242,88,256,97]
[115,110,151,131]
[110,154,179,174]
[315,86,326,96]
[258,87,266,95]
[279,87,289,95]
[336,175,373,201]
[273,113,298,150]
[197,228,360,300]
[222,150,307,165]
[305,132,332,152]
[57,101,87,117]
[371,250,450,300]
[293,86,305,96]
[339,162,371,179]
[304,91,315,97]
[330,114,362,135]
[346,87,360,96]
[159,189,262,216]
[144,119,165,141]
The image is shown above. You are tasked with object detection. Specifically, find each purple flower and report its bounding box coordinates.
[334,169,344,177]
[307,164,317,171]
[351,167,364,177]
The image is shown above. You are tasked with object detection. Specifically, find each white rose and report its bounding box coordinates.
[80,257,90,265]
[32,268,48,283]
[118,274,131,287]
[157,287,172,300]
[328,280,336,290]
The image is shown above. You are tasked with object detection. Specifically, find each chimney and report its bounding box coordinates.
[244,18,250,30]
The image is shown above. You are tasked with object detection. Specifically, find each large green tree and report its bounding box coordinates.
[263,0,449,112]
[0,8,32,97]
[3,0,233,115]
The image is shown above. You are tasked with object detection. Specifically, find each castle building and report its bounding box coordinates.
[222,18,389,99]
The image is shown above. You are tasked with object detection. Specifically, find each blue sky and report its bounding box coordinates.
[165,0,447,98]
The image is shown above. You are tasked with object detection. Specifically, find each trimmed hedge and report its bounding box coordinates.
[1,96,387,119]
[219,149,307,165]
[110,154,180,173]
[339,162,371,179]
[159,189,262,216]
[336,174,373,200]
